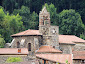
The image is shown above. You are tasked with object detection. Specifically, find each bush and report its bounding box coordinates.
[6,57,22,63]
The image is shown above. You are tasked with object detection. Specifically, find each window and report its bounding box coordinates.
[81,60,85,63]
[17,42,20,48]
[42,60,46,64]
[53,46,55,48]
[28,43,31,51]
[44,60,46,64]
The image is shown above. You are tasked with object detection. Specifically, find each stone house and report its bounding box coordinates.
[2,6,85,64]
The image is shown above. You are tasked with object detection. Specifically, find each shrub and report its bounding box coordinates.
[6,57,22,63]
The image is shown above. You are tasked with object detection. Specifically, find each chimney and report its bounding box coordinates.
[18,48,21,53]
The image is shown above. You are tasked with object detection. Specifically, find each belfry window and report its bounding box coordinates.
[17,42,20,48]
[28,43,31,51]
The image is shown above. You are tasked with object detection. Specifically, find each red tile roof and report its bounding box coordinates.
[11,29,41,36]
[73,51,85,60]
[37,45,62,53]
[59,35,85,44]
[0,48,28,55]
[36,54,72,64]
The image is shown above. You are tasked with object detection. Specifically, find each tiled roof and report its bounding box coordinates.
[36,54,72,64]
[73,51,85,59]
[11,29,41,36]
[59,35,85,44]
[0,48,28,55]
[37,45,62,53]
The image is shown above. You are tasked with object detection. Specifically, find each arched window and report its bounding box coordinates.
[17,42,20,48]
[28,43,31,51]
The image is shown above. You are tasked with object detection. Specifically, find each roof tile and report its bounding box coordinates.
[11,29,41,36]
[36,54,72,64]
[37,45,62,53]
[73,51,85,59]
[0,48,28,55]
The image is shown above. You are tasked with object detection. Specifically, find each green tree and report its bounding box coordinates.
[13,6,38,30]
[59,9,84,36]
[0,34,5,48]
[0,8,24,43]
[80,33,85,40]
[29,11,38,29]
[2,13,24,42]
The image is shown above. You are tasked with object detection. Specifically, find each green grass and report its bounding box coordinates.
[6,57,22,63]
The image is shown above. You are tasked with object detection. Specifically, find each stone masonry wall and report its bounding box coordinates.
[73,43,85,51]
[11,36,42,55]
[59,44,74,54]
[39,25,59,49]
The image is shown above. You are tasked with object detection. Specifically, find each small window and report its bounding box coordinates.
[53,46,55,48]
[28,43,31,51]
[17,42,20,48]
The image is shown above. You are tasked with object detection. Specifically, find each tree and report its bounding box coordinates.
[80,33,85,40]
[59,9,84,36]
[13,6,38,30]
[29,11,38,29]
[2,13,24,42]
[0,34,5,48]
[0,8,24,43]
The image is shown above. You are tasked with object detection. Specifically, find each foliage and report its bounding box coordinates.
[80,33,85,40]
[0,8,24,43]
[13,6,38,30]
[6,57,22,63]
[66,60,70,64]
[29,11,38,29]
[59,9,84,36]
[13,6,30,29]
[0,34,5,48]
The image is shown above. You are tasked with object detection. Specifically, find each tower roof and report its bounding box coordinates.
[36,45,62,53]
[40,6,49,14]
[42,6,48,12]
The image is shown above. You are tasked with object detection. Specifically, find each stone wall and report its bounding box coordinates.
[59,44,74,54]
[73,43,85,51]
[39,25,59,50]
[10,36,42,55]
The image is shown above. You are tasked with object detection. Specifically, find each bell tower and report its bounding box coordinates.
[39,7,50,35]
[39,6,50,27]
[39,6,59,50]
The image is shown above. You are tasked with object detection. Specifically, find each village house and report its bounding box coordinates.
[0,6,85,64]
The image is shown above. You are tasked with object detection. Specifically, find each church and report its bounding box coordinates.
[1,6,85,64]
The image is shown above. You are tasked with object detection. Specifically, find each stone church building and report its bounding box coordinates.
[2,7,85,64]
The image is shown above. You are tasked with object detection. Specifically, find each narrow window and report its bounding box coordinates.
[28,43,31,51]
[17,42,20,48]
[44,60,46,64]
[42,60,46,64]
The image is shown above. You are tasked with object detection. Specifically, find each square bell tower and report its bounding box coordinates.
[39,6,59,49]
